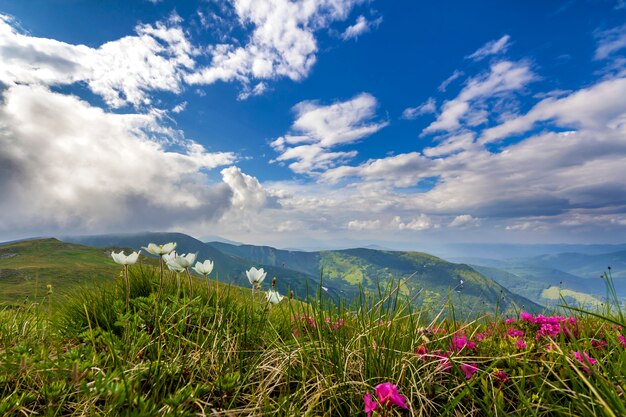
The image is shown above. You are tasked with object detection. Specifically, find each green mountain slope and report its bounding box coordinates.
[0,238,121,305]
[209,242,542,314]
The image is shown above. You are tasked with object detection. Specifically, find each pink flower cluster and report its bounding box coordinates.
[518,312,578,341]
[291,313,346,337]
[364,382,408,417]
[572,351,597,374]
[449,335,477,352]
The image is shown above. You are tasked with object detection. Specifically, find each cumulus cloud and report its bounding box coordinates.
[271,93,388,174]
[391,215,438,231]
[341,15,382,40]
[401,97,436,120]
[424,60,536,134]
[449,214,480,228]
[221,166,279,211]
[466,35,511,61]
[0,85,245,236]
[185,0,365,93]
[0,14,196,108]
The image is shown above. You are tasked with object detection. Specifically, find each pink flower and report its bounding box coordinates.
[520,311,534,322]
[618,335,626,348]
[573,351,597,374]
[493,370,509,384]
[516,339,527,350]
[591,339,607,349]
[375,382,408,409]
[450,335,477,352]
[415,344,429,359]
[363,393,377,417]
[507,327,524,338]
[431,351,452,372]
[460,363,478,379]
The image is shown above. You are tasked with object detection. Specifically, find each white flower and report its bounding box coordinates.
[111,250,140,265]
[246,267,267,286]
[165,259,185,272]
[165,253,197,270]
[265,289,284,305]
[142,242,177,256]
[193,260,214,276]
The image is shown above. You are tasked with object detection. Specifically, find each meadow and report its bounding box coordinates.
[1,251,625,416]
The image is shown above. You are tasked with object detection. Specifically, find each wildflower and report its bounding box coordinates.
[111,250,140,310]
[363,393,377,417]
[516,339,527,350]
[265,289,284,305]
[111,250,140,265]
[193,260,214,276]
[246,267,267,294]
[143,242,176,296]
[506,327,524,338]
[493,370,509,384]
[415,344,429,359]
[460,363,478,379]
[618,335,626,348]
[520,311,534,322]
[165,253,198,299]
[193,259,215,294]
[375,382,408,409]
[432,351,452,372]
[573,351,597,374]
[450,335,477,352]
[591,339,607,349]
[142,242,176,256]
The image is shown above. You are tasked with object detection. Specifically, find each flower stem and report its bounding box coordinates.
[124,265,129,311]
[186,269,193,300]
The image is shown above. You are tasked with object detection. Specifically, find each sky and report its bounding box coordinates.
[0,0,625,248]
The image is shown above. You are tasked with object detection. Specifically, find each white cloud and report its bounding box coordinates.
[424,60,536,134]
[449,214,479,228]
[221,166,278,211]
[391,215,438,231]
[401,97,436,120]
[341,15,382,40]
[0,14,197,108]
[185,0,365,93]
[466,35,511,61]
[0,85,239,236]
[347,219,381,230]
[172,101,188,113]
[481,77,626,143]
[271,93,388,174]
[438,70,463,92]
[595,24,626,60]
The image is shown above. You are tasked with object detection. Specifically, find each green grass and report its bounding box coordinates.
[1,261,626,416]
[0,238,123,306]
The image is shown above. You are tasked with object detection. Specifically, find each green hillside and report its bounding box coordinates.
[0,238,120,305]
[210,241,542,314]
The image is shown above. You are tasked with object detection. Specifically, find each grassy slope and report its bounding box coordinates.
[0,238,121,305]
[2,264,626,416]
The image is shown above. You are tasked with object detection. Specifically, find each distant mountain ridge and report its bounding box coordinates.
[61,232,543,313]
[207,240,542,314]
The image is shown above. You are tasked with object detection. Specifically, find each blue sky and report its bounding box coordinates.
[0,0,625,248]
